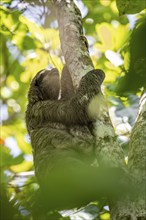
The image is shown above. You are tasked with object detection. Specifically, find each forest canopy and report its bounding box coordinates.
[0,0,146,219]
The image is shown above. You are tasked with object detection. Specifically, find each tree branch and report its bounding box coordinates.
[53,0,94,89]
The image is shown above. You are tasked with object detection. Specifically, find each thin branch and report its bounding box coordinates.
[8,181,35,188]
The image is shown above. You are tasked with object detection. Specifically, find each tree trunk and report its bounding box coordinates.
[128,91,146,218]
[53,0,94,89]
[53,0,125,167]
[111,92,146,219]
[53,0,146,219]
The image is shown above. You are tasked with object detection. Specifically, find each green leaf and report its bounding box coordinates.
[116,17,146,95]
[0,146,24,167]
[12,34,38,50]
[1,0,11,3]
[10,160,33,173]
[0,6,21,32]
[116,0,146,15]
[95,22,129,52]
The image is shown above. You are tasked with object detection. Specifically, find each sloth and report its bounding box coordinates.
[26,67,105,132]
[26,66,106,212]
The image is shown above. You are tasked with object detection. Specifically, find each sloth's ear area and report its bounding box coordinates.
[32,68,60,88]
[34,69,46,87]
[32,68,60,101]
[29,69,46,88]
[41,69,60,100]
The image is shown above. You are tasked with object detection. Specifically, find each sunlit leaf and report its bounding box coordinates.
[0,6,21,32]
[95,23,114,51]
[1,0,11,3]
[21,49,50,79]
[48,54,63,72]
[104,64,121,83]
[100,212,110,220]
[12,34,38,50]
[10,161,33,173]
[20,16,60,50]
[114,24,130,50]
[95,23,130,52]
[124,51,130,70]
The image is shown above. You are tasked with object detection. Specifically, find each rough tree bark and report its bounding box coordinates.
[111,92,146,219]
[53,0,94,89]
[53,0,125,168]
[128,91,146,218]
[52,0,146,219]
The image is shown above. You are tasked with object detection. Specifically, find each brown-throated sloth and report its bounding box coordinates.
[26,66,105,177]
[26,67,105,132]
[26,67,108,213]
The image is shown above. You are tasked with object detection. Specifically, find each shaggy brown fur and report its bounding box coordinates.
[25,67,105,211]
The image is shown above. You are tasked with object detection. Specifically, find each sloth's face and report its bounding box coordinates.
[35,68,60,100]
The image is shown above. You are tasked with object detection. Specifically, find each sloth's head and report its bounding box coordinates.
[33,68,60,100]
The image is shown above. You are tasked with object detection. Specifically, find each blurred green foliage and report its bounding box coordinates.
[116,15,146,95]
[116,0,146,15]
[0,0,145,219]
